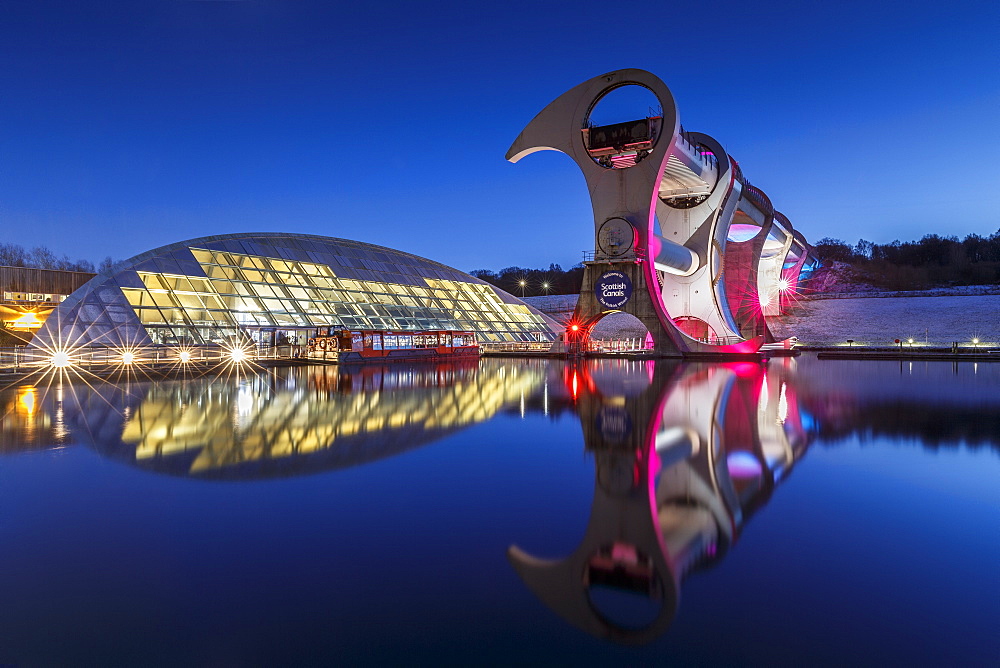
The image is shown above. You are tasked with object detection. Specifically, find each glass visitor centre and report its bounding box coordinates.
[31,233,558,353]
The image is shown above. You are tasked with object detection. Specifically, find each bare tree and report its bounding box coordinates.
[0,243,99,272]
[0,243,28,267]
[27,246,59,269]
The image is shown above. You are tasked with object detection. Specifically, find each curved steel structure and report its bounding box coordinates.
[507,69,817,355]
[508,358,812,643]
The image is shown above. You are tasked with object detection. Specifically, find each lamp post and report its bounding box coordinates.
[519,280,526,298]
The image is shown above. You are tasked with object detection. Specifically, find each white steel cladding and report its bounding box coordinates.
[31,233,558,349]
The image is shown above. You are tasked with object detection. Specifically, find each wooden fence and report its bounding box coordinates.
[0,265,96,296]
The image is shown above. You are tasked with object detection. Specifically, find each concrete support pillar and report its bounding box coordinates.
[573,261,680,356]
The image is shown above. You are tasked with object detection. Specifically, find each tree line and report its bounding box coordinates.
[469,263,585,297]
[0,243,113,273]
[813,230,1000,290]
[472,228,1000,297]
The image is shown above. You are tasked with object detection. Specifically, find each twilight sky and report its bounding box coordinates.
[1,0,998,273]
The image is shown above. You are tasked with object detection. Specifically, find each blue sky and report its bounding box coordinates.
[1,0,998,272]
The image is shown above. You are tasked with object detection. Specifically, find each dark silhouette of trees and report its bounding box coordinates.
[813,238,856,263]
[813,230,1000,290]
[0,243,98,272]
[469,263,585,296]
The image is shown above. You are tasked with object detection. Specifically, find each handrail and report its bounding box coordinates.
[0,344,267,372]
[676,125,717,171]
[693,335,746,346]
[587,338,652,353]
[582,249,647,263]
[481,341,552,353]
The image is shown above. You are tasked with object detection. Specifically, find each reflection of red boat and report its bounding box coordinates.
[307,361,481,394]
[306,329,479,363]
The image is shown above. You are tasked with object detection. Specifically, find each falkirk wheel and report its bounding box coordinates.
[507,69,818,357]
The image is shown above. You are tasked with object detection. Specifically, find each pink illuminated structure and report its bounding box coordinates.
[507,69,817,356]
[507,358,812,643]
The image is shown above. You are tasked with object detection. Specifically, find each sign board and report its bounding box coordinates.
[594,270,632,309]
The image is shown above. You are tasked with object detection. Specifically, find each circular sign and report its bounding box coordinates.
[598,217,635,257]
[595,270,633,309]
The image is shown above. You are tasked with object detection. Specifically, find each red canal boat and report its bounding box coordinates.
[305,329,479,363]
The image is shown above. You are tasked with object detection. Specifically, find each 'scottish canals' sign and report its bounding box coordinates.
[595,270,632,309]
[595,406,632,444]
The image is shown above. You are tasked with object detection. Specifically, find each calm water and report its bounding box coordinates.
[1,355,998,665]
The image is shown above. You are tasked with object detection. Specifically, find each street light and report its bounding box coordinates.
[519,280,526,298]
[541,281,550,295]
[49,351,72,368]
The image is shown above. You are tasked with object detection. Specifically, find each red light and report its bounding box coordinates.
[571,324,579,331]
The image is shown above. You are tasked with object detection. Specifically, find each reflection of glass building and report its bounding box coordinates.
[3,361,545,479]
[31,233,557,350]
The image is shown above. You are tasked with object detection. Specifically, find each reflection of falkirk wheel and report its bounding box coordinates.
[507,69,814,355]
[507,360,812,643]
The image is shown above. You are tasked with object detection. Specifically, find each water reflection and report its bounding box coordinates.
[0,360,546,478]
[795,358,1000,449]
[508,358,811,643]
[6,355,997,470]
[2,353,999,650]
[0,382,76,451]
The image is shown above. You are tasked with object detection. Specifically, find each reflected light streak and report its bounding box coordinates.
[777,383,788,424]
[17,387,37,415]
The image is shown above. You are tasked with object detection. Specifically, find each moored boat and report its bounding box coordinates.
[305,329,479,363]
